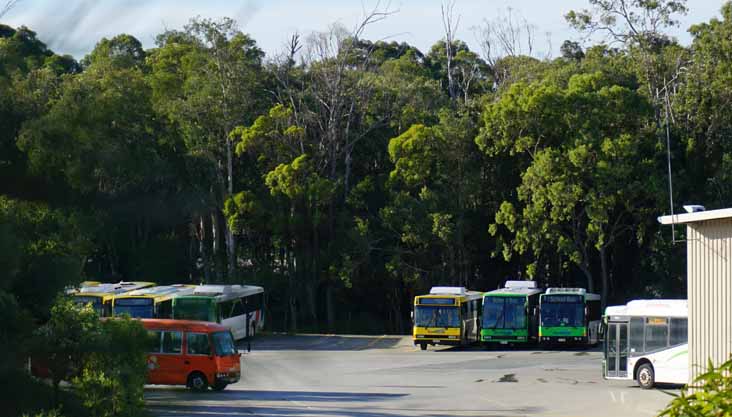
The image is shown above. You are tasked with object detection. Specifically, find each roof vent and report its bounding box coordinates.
[505,280,537,289]
[430,286,466,295]
[683,205,705,213]
[546,287,586,294]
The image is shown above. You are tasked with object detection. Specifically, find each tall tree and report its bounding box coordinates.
[149,18,264,280]
[482,71,658,307]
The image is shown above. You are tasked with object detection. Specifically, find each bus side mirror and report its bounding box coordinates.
[410,311,414,323]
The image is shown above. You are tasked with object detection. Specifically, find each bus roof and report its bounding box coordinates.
[114,284,195,302]
[485,286,543,297]
[140,318,231,333]
[178,284,264,301]
[119,284,195,297]
[75,281,156,297]
[605,299,687,318]
[543,287,600,300]
[416,287,483,302]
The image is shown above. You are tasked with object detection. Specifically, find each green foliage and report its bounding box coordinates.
[73,317,149,417]
[32,297,101,398]
[660,358,732,417]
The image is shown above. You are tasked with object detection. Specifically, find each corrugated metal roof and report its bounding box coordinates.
[658,207,732,225]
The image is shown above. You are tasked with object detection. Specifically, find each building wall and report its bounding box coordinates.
[687,219,732,385]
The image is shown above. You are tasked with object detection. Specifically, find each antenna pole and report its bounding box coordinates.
[664,86,676,243]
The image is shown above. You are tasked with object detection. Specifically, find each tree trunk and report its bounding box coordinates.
[326,284,335,332]
[579,261,594,294]
[306,284,318,330]
[599,246,609,311]
[225,135,237,280]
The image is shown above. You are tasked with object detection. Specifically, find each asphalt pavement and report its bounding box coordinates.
[145,334,679,417]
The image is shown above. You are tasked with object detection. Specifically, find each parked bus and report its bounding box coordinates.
[172,285,265,340]
[604,299,687,389]
[72,281,156,316]
[539,288,601,346]
[413,286,482,351]
[112,284,196,318]
[481,281,543,345]
[142,319,241,391]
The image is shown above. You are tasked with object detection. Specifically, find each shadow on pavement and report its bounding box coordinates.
[244,334,405,351]
[149,403,542,417]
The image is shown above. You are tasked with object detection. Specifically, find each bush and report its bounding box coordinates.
[31,297,100,406]
[659,358,732,417]
[31,298,149,417]
[74,317,149,417]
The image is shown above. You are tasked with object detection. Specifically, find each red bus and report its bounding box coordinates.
[142,319,241,391]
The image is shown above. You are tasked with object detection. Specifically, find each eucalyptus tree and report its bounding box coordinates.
[148,18,265,280]
[481,70,659,307]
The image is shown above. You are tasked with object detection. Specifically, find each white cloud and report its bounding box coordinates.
[1,0,725,59]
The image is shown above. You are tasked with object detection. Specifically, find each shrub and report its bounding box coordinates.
[74,316,149,417]
[31,297,100,406]
[659,358,732,417]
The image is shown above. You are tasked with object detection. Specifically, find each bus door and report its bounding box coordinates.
[605,321,629,378]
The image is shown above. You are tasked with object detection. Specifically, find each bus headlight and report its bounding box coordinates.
[448,336,457,339]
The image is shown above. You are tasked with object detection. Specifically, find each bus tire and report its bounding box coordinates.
[212,380,228,391]
[188,372,209,392]
[637,363,655,389]
[419,343,427,351]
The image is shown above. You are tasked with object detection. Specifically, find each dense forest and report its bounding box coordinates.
[2,0,730,342]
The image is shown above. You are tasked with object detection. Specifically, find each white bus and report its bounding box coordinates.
[603,299,688,389]
[172,284,265,340]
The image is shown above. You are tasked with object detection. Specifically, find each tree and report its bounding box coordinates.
[483,71,658,307]
[149,17,265,281]
[32,298,100,406]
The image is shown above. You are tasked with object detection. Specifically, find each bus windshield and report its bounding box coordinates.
[414,306,460,328]
[174,298,214,321]
[541,302,584,327]
[213,331,237,356]
[115,298,154,318]
[73,296,103,315]
[483,297,526,329]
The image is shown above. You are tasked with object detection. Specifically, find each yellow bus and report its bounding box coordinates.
[72,281,156,316]
[112,284,196,318]
[413,286,483,351]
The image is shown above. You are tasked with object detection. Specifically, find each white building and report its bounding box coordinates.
[658,208,732,384]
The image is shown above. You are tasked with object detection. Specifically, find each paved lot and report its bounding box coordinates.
[145,335,679,417]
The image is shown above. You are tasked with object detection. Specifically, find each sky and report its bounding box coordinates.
[1,0,727,60]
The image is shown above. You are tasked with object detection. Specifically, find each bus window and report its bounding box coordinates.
[213,331,237,356]
[157,300,173,319]
[670,318,688,346]
[629,317,644,353]
[414,306,460,328]
[244,293,263,313]
[644,318,668,351]
[232,300,245,316]
[187,333,211,356]
[162,331,182,354]
[148,330,162,352]
[175,298,214,321]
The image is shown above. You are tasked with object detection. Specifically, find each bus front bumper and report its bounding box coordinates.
[539,336,587,344]
[215,371,241,384]
[482,336,529,343]
[413,336,461,346]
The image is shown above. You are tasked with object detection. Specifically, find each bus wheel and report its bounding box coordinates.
[188,372,209,392]
[212,381,228,391]
[637,364,655,389]
[420,343,427,351]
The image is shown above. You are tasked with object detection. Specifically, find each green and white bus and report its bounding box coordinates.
[172,285,264,341]
[539,288,601,346]
[604,299,687,389]
[481,281,543,345]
